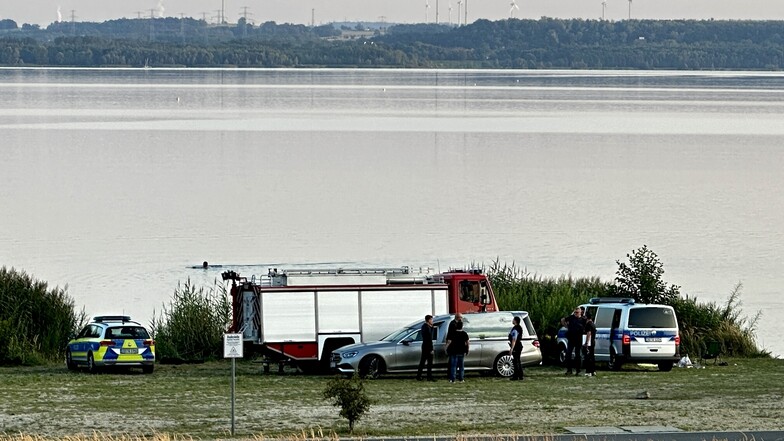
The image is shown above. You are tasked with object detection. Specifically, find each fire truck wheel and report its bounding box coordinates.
[359,355,384,379]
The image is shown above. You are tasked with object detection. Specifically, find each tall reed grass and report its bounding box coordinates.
[149,279,231,363]
[0,266,86,365]
[486,260,766,360]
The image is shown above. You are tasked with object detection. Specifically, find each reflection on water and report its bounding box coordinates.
[1,68,782,356]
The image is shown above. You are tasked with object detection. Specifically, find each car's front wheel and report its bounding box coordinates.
[87,352,99,374]
[142,364,154,374]
[65,350,77,371]
[494,353,515,377]
[358,355,384,379]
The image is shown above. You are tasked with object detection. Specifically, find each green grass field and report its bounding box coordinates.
[1,358,782,438]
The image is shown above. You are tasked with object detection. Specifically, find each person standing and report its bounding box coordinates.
[583,312,596,377]
[561,306,586,375]
[446,312,463,342]
[446,320,469,383]
[508,316,525,380]
[416,315,435,381]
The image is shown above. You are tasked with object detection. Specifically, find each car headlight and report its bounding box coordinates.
[341,351,358,358]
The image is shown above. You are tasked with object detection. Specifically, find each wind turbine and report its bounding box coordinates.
[510,0,519,18]
[628,0,632,19]
[457,0,462,25]
[448,1,453,25]
[602,0,607,20]
[425,0,430,23]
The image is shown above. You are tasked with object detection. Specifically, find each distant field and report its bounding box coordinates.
[1,358,782,438]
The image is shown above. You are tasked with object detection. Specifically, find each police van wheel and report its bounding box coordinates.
[658,361,673,372]
[87,352,99,374]
[558,344,568,366]
[494,354,514,377]
[608,349,622,371]
[65,350,77,371]
[142,364,154,374]
[359,355,384,379]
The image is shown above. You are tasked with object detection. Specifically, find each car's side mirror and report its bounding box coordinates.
[401,339,411,346]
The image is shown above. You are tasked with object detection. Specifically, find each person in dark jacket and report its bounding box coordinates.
[561,306,587,375]
[508,316,525,380]
[446,320,469,383]
[583,312,597,377]
[416,315,435,381]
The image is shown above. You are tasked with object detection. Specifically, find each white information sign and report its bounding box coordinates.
[223,333,244,358]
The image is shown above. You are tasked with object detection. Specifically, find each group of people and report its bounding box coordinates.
[415,313,528,382]
[561,306,597,377]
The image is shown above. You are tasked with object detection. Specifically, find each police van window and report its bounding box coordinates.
[90,325,102,338]
[586,306,599,321]
[629,308,677,328]
[460,281,480,302]
[594,308,614,328]
[611,310,622,329]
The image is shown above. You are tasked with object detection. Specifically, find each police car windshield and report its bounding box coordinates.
[106,326,150,339]
[628,308,677,328]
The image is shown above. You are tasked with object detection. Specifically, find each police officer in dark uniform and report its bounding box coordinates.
[561,306,587,375]
[508,316,525,380]
[416,315,435,381]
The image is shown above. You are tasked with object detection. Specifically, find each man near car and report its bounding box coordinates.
[561,306,587,375]
[508,316,525,380]
[446,320,469,383]
[446,312,463,342]
[417,315,436,381]
[583,312,597,377]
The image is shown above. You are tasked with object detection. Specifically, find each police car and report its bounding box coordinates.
[557,298,680,372]
[66,316,155,374]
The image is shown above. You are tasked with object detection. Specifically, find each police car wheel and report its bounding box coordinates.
[142,364,154,374]
[87,353,99,374]
[65,350,77,371]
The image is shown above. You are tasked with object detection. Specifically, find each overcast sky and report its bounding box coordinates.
[4,0,784,27]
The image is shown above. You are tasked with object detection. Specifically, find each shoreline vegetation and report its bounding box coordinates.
[0,246,769,366]
[1,18,784,69]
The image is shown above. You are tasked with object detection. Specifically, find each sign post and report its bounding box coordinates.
[223,333,244,436]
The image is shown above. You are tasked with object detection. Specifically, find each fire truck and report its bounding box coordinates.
[221,266,499,372]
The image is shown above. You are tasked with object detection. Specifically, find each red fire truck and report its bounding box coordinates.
[222,266,499,372]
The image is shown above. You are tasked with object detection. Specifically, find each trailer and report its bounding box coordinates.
[221,266,498,372]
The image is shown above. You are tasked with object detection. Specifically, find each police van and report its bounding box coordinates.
[557,297,680,372]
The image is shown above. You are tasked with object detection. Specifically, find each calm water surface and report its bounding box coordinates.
[1,68,782,356]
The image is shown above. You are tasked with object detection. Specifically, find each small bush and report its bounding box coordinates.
[0,266,86,365]
[150,279,231,363]
[323,374,372,433]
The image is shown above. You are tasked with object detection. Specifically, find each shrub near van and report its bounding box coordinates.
[558,298,680,372]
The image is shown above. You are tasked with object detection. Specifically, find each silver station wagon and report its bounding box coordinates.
[330,311,541,378]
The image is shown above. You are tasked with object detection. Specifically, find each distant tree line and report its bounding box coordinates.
[1,17,783,69]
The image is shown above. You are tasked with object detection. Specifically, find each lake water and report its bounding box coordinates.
[1,67,782,357]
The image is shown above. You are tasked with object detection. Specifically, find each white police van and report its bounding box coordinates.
[557,297,680,372]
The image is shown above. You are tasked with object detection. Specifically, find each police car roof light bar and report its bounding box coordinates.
[93,315,133,323]
[588,297,635,305]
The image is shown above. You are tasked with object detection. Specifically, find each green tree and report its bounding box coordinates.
[323,374,372,433]
[614,245,680,304]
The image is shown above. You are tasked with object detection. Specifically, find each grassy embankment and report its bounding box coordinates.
[1,358,782,438]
